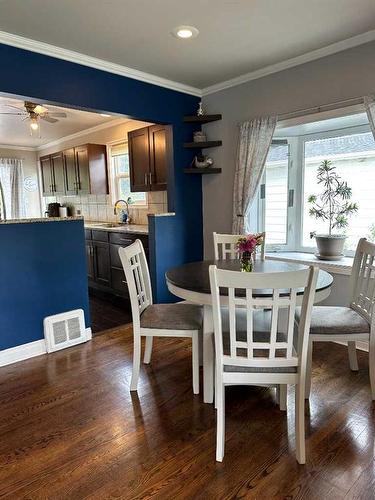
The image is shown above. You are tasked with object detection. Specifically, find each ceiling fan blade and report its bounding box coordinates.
[5,104,24,110]
[47,112,67,118]
[34,104,49,114]
[0,112,26,116]
[41,115,58,123]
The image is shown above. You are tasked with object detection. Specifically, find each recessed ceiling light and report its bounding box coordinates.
[100,113,111,117]
[172,25,199,39]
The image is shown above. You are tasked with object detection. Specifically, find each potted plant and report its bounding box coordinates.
[236,233,264,272]
[308,159,358,260]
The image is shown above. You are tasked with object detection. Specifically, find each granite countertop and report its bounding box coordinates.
[0,216,83,225]
[84,221,149,235]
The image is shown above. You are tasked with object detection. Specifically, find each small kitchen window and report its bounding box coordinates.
[109,142,147,206]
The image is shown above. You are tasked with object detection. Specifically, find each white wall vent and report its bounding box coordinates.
[44,309,88,353]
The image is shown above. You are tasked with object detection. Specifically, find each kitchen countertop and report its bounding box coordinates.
[0,216,82,225]
[84,221,149,235]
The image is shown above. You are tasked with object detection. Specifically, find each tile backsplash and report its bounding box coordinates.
[44,191,168,225]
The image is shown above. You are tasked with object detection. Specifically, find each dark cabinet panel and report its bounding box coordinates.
[128,127,150,192]
[63,148,77,195]
[92,230,109,242]
[149,124,171,191]
[86,242,95,280]
[87,144,108,194]
[50,152,65,195]
[93,241,111,287]
[75,146,90,195]
[40,156,53,196]
[111,268,129,297]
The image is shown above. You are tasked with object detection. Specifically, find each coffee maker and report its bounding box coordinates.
[45,202,61,218]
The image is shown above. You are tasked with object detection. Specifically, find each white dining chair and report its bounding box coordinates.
[296,238,375,400]
[118,240,202,394]
[209,264,318,463]
[213,232,266,261]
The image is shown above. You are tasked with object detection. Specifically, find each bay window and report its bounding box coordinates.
[254,117,375,256]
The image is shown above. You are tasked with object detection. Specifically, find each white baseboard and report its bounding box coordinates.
[0,328,92,368]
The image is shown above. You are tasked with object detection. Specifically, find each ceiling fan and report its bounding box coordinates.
[0,101,67,132]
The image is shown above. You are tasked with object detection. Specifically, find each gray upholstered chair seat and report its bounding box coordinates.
[224,364,297,373]
[140,303,203,330]
[295,306,370,335]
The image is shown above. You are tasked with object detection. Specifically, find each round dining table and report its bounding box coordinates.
[166,259,333,403]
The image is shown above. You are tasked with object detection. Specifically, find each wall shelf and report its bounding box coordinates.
[184,167,222,174]
[183,140,222,149]
[183,114,222,124]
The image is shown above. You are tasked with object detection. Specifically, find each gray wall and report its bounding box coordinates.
[201,40,375,258]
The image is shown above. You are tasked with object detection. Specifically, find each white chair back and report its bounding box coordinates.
[209,266,318,371]
[350,238,375,325]
[213,232,266,261]
[118,240,153,329]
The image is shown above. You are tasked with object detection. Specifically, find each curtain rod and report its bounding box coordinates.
[278,96,365,122]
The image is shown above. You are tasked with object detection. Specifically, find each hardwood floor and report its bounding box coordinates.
[89,290,132,333]
[0,329,374,499]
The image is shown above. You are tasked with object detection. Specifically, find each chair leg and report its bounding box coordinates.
[216,381,225,462]
[295,382,306,464]
[143,336,153,364]
[192,332,200,395]
[369,338,375,400]
[305,339,313,399]
[130,334,141,391]
[277,385,287,411]
[348,341,359,371]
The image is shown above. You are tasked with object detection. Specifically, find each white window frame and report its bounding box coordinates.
[257,123,373,257]
[107,139,148,206]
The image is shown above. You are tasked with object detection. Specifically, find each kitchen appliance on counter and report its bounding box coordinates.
[45,203,61,217]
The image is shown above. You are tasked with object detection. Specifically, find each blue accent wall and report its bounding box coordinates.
[0,220,90,351]
[0,43,203,349]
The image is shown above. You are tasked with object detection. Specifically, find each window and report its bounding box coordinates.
[110,142,147,205]
[254,112,375,256]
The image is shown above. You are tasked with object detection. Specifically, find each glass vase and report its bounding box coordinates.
[240,251,254,272]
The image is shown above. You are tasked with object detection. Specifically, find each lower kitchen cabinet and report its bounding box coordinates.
[85,228,148,298]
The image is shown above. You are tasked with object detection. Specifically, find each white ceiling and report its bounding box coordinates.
[0,96,118,148]
[0,1,374,90]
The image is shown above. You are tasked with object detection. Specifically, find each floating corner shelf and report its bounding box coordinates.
[184,167,222,174]
[183,114,222,124]
[183,140,222,149]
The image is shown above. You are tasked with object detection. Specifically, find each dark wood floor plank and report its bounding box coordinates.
[0,329,374,499]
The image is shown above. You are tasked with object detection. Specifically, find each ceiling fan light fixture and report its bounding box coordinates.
[30,118,39,131]
[172,25,199,39]
[100,113,111,117]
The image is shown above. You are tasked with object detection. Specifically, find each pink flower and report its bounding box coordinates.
[236,233,263,254]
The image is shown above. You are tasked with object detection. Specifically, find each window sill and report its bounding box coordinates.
[265,251,353,276]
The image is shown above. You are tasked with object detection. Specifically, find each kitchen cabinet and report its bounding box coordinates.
[40,155,54,196]
[85,228,148,298]
[40,144,108,196]
[50,152,65,195]
[128,124,172,192]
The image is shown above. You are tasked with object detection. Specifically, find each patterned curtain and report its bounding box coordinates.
[364,95,375,140]
[0,158,25,219]
[232,116,277,234]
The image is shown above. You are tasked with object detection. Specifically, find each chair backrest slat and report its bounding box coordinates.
[119,240,153,329]
[213,232,266,261]
[350,238,375,324]
[209,266,318,370]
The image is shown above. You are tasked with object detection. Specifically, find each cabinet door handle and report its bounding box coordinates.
[144,173,148,185]
[118,238,133,245]
[149,172,152,185]
[122,280,127,285]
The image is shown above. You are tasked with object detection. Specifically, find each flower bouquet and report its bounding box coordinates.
[236,233,264,272]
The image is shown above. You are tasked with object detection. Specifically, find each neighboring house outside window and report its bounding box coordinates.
[109,142,147,205]
[254,119,375,256]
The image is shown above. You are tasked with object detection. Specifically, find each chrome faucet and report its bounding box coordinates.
[114,199,130,223]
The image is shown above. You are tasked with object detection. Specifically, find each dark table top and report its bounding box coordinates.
[166,259,333,297]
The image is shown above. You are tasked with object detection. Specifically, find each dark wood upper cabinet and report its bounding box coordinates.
[40,144,108,196]
[63,148,77,195]
[75,145,90,195]
[40,156,54,196]
[128,127,150,192]
[149,124,171,191]
[50,152,65,195]
[128,124,172,192]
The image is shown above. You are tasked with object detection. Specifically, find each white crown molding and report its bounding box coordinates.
[37,117,129,151]
[0,143,37,151]
[202,30,375,96]
[0,30,202,97]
